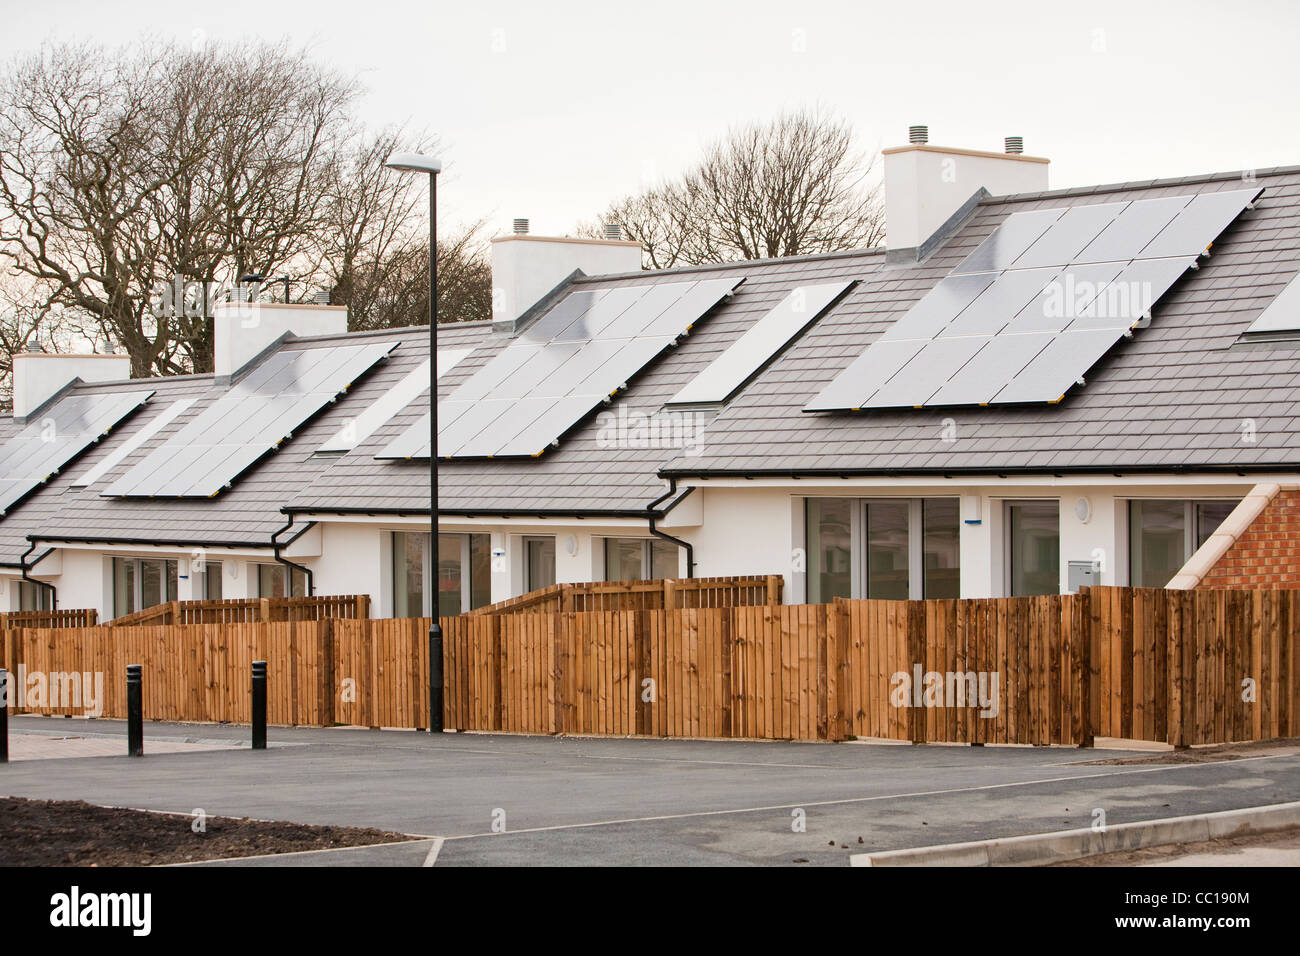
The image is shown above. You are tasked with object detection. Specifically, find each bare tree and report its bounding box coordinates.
[0,38,471,378]
[591,109,884,268]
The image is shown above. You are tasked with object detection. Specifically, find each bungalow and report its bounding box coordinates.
[2,128,1298,620]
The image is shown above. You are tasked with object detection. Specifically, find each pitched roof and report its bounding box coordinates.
[2,163,1299,560]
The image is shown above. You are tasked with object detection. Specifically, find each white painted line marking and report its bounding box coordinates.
[423,837,445,867]
[441,752,1300,841]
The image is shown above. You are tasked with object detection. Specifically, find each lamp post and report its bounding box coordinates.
[386,152,443,733]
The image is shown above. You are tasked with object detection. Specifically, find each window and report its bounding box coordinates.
[112,557,179,616]
[806,497,960,601]
[524,536,556,591]
[392,532,492,617]
[603,538,680,581]
[1129,499,1235,587]
[1007,501,1060,596]
[257,563,308,599]
[17,580,51,611]
[203,561,223,600]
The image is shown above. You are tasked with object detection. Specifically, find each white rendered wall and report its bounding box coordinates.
[883,145,1050,251]
[11,353,132,417]
[311,523,384,610]
[491,236,642,324]
[212,303,348,377]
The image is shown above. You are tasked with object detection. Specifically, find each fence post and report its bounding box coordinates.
[663,579,677,610]
[251,660,267,750]
[907,601,927,745]
[356,594,371,619]
[1072,589,1094,747]
[765,575,780,607]
[1167,590,1190,749]
[0,667,8,763]
[126,664,143,756]
[320,618,336,727]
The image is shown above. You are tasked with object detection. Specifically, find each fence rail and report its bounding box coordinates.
[3,585,1296,747]
[105,594,371,627]
[466,576,782,616]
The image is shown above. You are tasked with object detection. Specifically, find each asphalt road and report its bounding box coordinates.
[4,716,1299,866]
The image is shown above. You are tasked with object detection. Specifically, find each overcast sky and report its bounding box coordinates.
[4,0,1298,239]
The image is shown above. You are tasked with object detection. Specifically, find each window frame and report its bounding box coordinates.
[1004,499,1062,597]
[391,532,491,617]
[1127,498,1238,588]
[602,537,681,582]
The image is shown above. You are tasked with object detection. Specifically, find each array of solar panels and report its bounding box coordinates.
[104,342,395,498]
[806,186,1263,412]
[668,281,854,405]
[0,390,152,514]
[379,277,742,459]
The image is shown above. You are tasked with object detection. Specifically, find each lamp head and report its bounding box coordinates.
[385,152,442,174]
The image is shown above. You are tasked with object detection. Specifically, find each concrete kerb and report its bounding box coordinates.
[849,800,1300,867]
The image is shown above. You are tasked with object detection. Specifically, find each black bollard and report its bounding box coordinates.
[251,660,267,750]
[1,667,8,764]
[126,664,143,757]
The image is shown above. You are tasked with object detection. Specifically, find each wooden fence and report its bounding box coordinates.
[0,609,97,628]
[466,575,782,616]
[2,585,1296,747]
[105,594,370,627]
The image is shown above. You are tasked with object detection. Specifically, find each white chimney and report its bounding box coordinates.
[491,232,643,329]
[884,127,1050,257]
[212,302,349,378]
[12,352,132,418]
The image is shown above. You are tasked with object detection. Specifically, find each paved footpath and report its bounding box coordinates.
[3,715,1298,866]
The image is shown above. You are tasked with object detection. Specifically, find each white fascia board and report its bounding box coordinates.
[682,473,1291,490]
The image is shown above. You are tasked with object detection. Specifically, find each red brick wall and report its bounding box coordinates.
[1199,490,1300,588]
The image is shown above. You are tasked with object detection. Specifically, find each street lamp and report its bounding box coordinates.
[386,151,443,734]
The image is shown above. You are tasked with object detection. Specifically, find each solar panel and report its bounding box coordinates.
[103,342,395,497]
[928,332,1054,406]
[378,277,742,459]
[878,273,997,342]
[953,207,1063,274]
[1245,270,1300,333]
[668,281,853,405]
[801,339,926,412]
[1075,195,1190,263]
[1139,187,1263,259]
[938,268,1060,337]
[865,336,992,408]
[73,397,196,486]
[806,187,1260,413]
[0,389,152,514]
[1009,202,1127,269]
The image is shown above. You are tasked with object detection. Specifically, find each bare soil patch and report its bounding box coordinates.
[1078,737,1300,766]
[0,796,412,866]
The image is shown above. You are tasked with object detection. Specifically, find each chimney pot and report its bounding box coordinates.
[1005,136,1024,154]
[908,125,929,145]
[512,218,530,235]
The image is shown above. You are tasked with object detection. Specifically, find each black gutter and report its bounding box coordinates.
[19,542,58,610]
[271,515,315,597]
[281,505,660,520]
[659,461,1300,481]
[27,534,271,550]
[646,479,695,578]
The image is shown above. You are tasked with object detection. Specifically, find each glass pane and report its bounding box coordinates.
[165,560,178,602]
[1129,500,1185,588]
[922,499,960,599]
[290,568,308,598]
[806,498,852,603]
[141,560,163,608]
[867,501,910,599]
[604,538,644,582]
[650,539,679,579]
[1009,502,1060,596]
[1196,501,1235,550]
[526,537,556,591]
[469,534,492,610]
[258,563,284,599]
[392,532,425,618]
[205,562,223,600]
[114,558,135,616]
[437,534,463,618]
